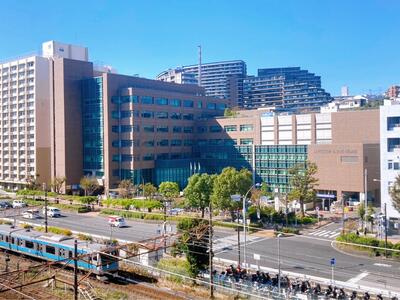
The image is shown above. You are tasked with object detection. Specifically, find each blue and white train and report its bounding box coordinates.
[0,224,119,277]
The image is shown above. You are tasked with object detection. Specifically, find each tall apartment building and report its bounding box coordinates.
[156,60,247,107]
[386,85,400,99]
[0,41,89,190]
[243,67,332,112]
[379,101,400,232]
[156,68,197,85]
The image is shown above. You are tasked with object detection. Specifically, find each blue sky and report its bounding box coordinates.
[1,0,399,95]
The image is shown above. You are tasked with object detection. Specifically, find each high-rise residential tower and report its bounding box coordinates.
[156,60,247,107]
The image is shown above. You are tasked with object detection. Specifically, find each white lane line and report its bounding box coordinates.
[315,230,331,237]
[320,231,334,237]
[347,272,369,284]
[329,232,341,238]
[374,263,392,267]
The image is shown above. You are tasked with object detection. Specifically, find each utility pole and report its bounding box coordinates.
[198,45,202,87]
[342,194,345,235]
[364,168,368,231]
[43,183,48,233]
[163,198,168,253]
[384,203,388,258]
[74,239,78,300]
[277,233,282,294]
[237,209,240,267]
[209,202,214,299]
[243,195,247,269]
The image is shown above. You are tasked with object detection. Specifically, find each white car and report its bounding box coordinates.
[12,200,27,208]
[108,216,127,228]
[43,207,61,218]
[22,209,40,219]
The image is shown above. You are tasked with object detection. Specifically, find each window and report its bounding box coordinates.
[143,140,155,147]
[173,126,182,133]
[141,111,153,118]
[395,162,400,170]
[184,139,193,146]
[183,113,194,120]
[210,126,222,132]
[209,139,223,145]
[157,153,169,160]
[46,245,56,255]
[155,111,168,119]
[156,98,168,105]
[197,126,207,133]
[240,138,253,145]
[170,112,181,120]
[207,103,216,110]
[171,139,182,146]
[157,126,169,132]
[224,125,237,132]
[197,101,203,108]
[240,124,254,132]
[25,240,34,249]
[224,139,237,145]
[143,125,154,132]
[217,103,226,110]
[141,96,153,104]
[197,139,207,146]
[158,139,169,146]
[183,126,193,133]
[170,99,181,107]
[143,154,154,161]
[183,100,194,108]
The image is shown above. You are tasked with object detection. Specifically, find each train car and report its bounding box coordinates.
[0,224,118,277]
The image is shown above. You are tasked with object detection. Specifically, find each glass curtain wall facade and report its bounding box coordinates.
[82,77,104,177]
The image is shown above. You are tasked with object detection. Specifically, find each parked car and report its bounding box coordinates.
[0,201,12,209]
[108,216,127,228]
[168,208,184,216]
[12,200,27,208]
[22,209,40,219]
[42,207,61,218]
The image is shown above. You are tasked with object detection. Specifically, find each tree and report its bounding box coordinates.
[51,176,66,194]
[389,174,400,213]
[142,183,157,199]
[25,175,41,190]
[158,181,180,200]
[224,107,238,117]
[173,218,209,277]
[118,179,135,198]
[184,173,216,218]
[211,167,252,219]
[80,176,99,196]
[288,161,319,217]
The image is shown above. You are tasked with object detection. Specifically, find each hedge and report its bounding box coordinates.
[337,233,400,258]
[36,226,72,236]
[100,208,181,222]
[102,198,162,211]
[17,189,57,197]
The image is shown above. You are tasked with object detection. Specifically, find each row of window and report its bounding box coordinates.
[112,152,192,162]
[197,138,253,146]
[112,125,194,133]
[112,110,194,120]
[111,95,226,110]
[112,139,194,148]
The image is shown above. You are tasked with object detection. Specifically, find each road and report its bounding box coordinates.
[3,208,400,294]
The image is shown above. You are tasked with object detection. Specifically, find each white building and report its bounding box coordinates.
[341,85,349,97]
[320,95,367,113]
[379,100,400,230]
[156,68,197,85]
[0,41,87,190]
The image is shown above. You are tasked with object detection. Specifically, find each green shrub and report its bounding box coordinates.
[102,198,162,211]
[77,206,91,213]
[79,196,97,205]
[157,257,191,283]
[36,226,72,236]
[77,233,93,241]
[0,219,12,225]
[280,227,300,234]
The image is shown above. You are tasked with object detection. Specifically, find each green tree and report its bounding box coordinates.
[142,183,157,199]
[211,167,252,219]
[173,218,209,277]
[51,176,66,194]
[158,181,180,200]
[184,173,216,218]
[118,179,135,198]
[224,107,238,117]
[288,161,319,217]
[80,176,99,196]
[389,174,400,213]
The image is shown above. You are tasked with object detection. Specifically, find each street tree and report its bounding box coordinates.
[26,175,41,190]
[358,204,366,229]
[158,181,179,200]
[118,179,135,198]
[142,183,157,199]
[389,174,400,213]
[288,161,319,217]
[184,173,216,218]
[173,218,209,277]
[211,167,252,219]
[80,176,99,196]
[51,176,66,194]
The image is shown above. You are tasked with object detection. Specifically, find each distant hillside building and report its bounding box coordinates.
[386,85,400,99]
[243,67,332,112]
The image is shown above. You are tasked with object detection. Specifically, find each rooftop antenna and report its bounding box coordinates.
[198,45,202,87]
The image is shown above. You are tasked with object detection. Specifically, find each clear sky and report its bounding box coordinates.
[1,0,399,95]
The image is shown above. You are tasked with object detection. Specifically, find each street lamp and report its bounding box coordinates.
[277,233,282,295]
[42,183,48,233]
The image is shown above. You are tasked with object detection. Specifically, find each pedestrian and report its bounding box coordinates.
[356,230,360,236]
[364,227,367,236]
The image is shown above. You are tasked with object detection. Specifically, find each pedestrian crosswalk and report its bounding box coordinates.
[307,229,341,239]
[213,235,262,252]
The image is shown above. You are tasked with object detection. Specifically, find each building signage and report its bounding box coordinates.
[314,149,358,154]
[316,193,336,199]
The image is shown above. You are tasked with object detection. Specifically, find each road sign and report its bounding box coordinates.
[253,254,260,261]
[330,258,336,266]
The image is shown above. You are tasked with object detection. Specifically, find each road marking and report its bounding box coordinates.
[347,272,369,284]
[374,263,392,268]
[309,230,328,236]
[329,232,340,238]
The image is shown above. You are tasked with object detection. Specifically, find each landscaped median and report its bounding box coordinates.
[335,232,400,259]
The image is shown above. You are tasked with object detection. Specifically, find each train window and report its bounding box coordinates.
[25,240,34,249]
[46,245,55,255]
[11,237,15,244]
[0,234,3,241]
[5,236,9,243]
[68,251,73,258]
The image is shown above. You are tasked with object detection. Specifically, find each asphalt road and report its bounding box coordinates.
[3,208,400,294]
